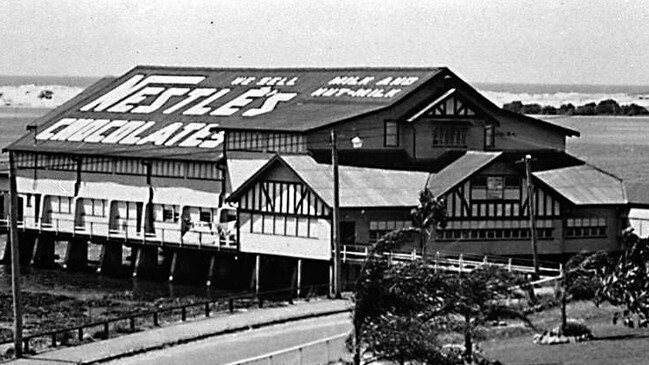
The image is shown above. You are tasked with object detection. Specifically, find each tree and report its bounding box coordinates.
[503,101,524,114]
[410,188,447,258]
[351,231,453,364]
[351,229,530,364]
[556,251,611,334]
[597,232,649,327]
[558,103,576,115]
[595,99,621,115]
[441,266,531,360]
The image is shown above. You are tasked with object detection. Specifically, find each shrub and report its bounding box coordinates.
[561,320,592,337]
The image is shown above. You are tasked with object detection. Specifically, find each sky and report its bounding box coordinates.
[1,0,647,85]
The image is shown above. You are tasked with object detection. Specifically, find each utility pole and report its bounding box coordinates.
[331,130,342,299]
[8,152,23,357]
[524,154,540,277]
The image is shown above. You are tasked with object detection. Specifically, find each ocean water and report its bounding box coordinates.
[1,75,649,109]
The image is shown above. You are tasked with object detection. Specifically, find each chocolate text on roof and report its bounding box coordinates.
[34,74,420,148]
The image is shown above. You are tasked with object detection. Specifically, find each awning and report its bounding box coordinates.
[16,176,75,196]
[152,186,220,207]
[77,181,149,202]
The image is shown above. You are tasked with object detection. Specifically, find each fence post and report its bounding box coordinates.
[181,307,187,321]
[153,311,159,326]
[412,248,416,260]
[326,339,331,364]
[51,333,57,347]
[342,245,347,263]
[78,328,83,341]
[205,303,211,317]
[435,251,440,273]
[130,317,135,332]
[459,254,464,273]
[483,255,488,265]
[507,258,512,272]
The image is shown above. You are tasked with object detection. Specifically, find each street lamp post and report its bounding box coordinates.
[330,130,363,298]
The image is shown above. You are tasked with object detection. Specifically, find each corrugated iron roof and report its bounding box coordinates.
[7,66,444,161]
[533,164,626,205]
[282,155,430,208]
[623,181,649,207]
[227,151,275,192]
[426,151,502,197]
[229,154,430,208]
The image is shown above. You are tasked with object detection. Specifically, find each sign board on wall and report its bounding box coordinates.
[486,176,504,200]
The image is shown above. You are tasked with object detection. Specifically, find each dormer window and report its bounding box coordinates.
[432,125,467,147]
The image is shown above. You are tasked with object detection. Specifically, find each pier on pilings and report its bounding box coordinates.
[96,241,124,276]
[31,235,56,269]
[63,238,88,271]
[131,245,159,279]
[167,249,209,284]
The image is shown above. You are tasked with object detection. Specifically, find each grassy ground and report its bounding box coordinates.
[481,301,649,365]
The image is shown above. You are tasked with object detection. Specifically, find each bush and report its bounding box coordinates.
[561,320,592,337]
[568,276,599,300]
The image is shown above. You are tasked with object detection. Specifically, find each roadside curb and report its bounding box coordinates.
[7,299,352,365]
[87,306,352,365]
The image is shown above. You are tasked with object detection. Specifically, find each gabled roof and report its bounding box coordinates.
[506,112,580,137]
[226,151,275,192]
[533,164,626,205]
[229,154,430,208]
[621,181,649,207]
[426,151,502,197]
[7,66,444,161]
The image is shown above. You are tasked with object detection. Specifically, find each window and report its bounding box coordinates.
[161,205,179,223]
[248,213,318,238]
[439,228,553,241]
[484,125,495,149]
[384,121,399,147]
[432,125,467,147]
[84,199,105,217]
[199,210,212,223]
[369,220,411,242]
[566,217,606,238]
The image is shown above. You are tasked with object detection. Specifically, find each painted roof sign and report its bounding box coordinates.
[15,66,442,159]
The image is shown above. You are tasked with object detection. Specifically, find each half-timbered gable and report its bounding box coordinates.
[229,154,430,260]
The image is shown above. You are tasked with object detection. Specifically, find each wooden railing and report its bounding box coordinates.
[340,244,563,278]
[0,284,333,354]
[0,217,237,250]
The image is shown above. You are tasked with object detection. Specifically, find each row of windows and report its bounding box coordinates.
[13,152,222,180]
[242,212,318,238]
[445,219,554,230]
[566,217,607,238]
[369,219,412,242]
[438,228,553,241]
[227,132,306,153]
[238,181,330,217]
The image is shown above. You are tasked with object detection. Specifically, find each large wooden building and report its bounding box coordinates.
[0,65,637,289]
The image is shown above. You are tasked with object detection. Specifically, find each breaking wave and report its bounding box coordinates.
[0,84,83,108]
[1,80,649,111]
